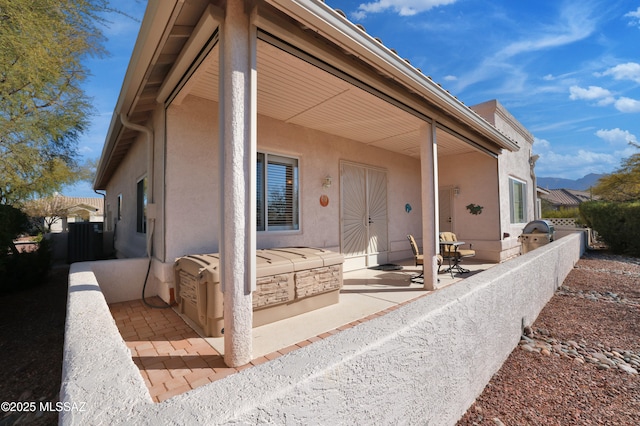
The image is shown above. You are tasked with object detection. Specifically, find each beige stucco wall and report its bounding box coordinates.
[102,94,424,298]
[159,94,423,289]
[104,133,148,259]
[255,106,424,257]
[438,151,501,260]
[497,143,536,260]
[165,96,221,259]
[471,100,536,261]
[149,96,422,292]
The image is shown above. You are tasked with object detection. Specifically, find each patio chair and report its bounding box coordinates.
[439,232,475,274]
[407,234,442,283]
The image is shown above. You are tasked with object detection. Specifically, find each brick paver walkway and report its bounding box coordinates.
[104,260,485,403]
[109,296,407,402]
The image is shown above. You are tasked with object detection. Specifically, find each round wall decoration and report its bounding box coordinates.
[320,194,329,207]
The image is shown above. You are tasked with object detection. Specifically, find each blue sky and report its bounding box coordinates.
[64,0,640,197]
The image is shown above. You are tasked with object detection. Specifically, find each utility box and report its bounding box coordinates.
[174,248,344,337]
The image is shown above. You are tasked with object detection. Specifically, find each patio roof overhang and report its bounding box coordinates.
[94,0,520,190]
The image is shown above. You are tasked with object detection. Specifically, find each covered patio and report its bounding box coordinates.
[92,0,528,370]
[109,257,494,402]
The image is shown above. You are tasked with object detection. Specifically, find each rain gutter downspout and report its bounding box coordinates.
[119,114,168,309]
[530,152,540,219]
[119,114,155,258]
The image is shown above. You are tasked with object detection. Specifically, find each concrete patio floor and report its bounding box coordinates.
[108,257,494,402]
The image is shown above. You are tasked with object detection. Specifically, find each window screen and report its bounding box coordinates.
[509,178,526,224]
[256,153,299,231]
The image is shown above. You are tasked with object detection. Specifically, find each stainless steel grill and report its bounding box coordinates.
[519,220,555,254]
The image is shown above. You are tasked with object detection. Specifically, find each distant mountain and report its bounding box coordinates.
[537,173,605,190]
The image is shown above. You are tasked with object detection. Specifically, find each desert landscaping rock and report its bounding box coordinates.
[458,251,640,425]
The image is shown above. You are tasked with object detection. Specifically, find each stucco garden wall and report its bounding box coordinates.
[60,232,583,425]
[91,258,154,304]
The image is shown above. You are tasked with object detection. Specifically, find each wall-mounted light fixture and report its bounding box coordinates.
[323,176,332,189]
[453,187,460,196]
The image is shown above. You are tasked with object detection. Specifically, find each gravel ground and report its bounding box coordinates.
[0,252,638,425]
[458,251,640,426]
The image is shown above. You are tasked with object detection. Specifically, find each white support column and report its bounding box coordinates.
[219,1,256,367]
[419,122,439,290]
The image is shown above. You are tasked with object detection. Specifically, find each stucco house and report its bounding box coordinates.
[94,0,537,366]
[48,196,104,233]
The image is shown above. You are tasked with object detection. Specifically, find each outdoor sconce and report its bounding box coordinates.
[323,176,332,189]
[453,187,460,196]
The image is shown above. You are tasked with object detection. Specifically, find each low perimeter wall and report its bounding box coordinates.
[60,233,584,425]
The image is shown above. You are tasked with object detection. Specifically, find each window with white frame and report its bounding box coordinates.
[509,177,527,224]
[136,177,147,233]
[257,153,299,231]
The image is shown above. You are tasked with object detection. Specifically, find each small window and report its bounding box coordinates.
[509,178,527,224]
[137,178,147,233]
[257,153,299,231]
[117,194,122,221]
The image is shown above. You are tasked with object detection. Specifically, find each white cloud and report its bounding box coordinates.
[534,149,617,178]
[452,2,598,93]
[595,128,638,145]
[569,83,640,114]
[568,85,615,105]
[625,7,640,27]
[533,136,624,179]
[597,62,640,83]
[614,97,640,113]
[496,2,596,60]
[533,137,551,150]
[443,75,457,81]
[354,0,458,18]
[351,10,367,20]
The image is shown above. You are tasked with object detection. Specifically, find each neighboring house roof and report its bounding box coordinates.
[541,189,596,208]
[536,187,551,196]
[62,196,104,216]
[94,0,521,190]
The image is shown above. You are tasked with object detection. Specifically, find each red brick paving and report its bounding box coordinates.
[109,295,422,402]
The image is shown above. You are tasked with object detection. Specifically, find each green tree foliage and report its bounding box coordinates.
[0,204,29,255]
[0,0,110,205]
[22,194,75,233]
[0,204,52,293]
[542,207,580,219]
[592,142,640,202]
[580,201,640,257]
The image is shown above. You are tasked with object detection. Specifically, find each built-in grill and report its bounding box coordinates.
[519,220,555,254]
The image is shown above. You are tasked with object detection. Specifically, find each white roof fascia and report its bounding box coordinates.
[264,0,520,152]
[94,0,184,189]
[156,4,223,104]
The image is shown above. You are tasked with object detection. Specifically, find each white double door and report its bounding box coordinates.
[340,162,388,271]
